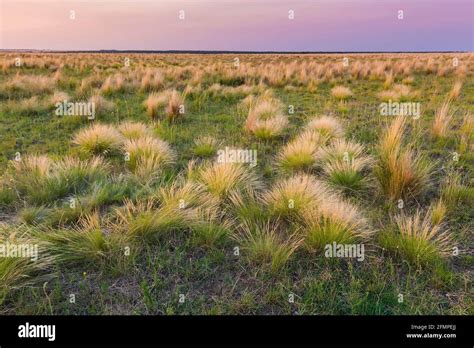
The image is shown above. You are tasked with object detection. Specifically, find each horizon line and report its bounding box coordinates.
[1,49,472,54]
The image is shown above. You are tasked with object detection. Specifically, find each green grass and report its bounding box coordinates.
[0,52,472,315]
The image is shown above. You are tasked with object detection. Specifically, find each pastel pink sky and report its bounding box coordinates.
[1,0,472,51]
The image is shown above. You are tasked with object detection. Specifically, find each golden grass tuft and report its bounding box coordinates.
[53,156,109,190]
[0,224,54,295]
[322,157,372,192]
[429,199,447,226]
[10,155,63,204]
[431,100,453,139]
[245,96,288,139]
[6,96,46,114]
[100,74,125,94]
[247,97,282,120]
[9,154,107,204]
[114,198,194,240]
[459,114,473,153]
[193,136,219,158]
[49,91,70,106]
[11,154,52,179]
[374,116,432,200]
[301,199,372,251]
[158,179,218,211]
[144,89,185,122]
[248,115,289,139]
[276,130,324,172]
[37,212,113,266]
[448,80,462,100]
[88,93,115,115]
[330,85,352,100]
[123,136,176,176]
[383,71,394,89]
[198,162,262,199]
[263,173,334,219]
[261,172,374,251]
[72,123,123,156]
[144,92,167,120]
[165,90,186,122]
[140,69,164,92]
[77,74,103,96]
[439,170,471,208]
[316,138,366,164]
[306,116,344,140]
[9,155,57,204]
[233,220,302,273]
[316,139,372,191]
[378,84,414,102]
[118,121,153,140]
[381,210,452,264]
[6,74,56,94]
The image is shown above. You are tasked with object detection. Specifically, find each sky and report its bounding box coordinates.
[1,0,472,52]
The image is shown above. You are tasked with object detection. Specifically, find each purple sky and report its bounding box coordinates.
[1,0,472,51]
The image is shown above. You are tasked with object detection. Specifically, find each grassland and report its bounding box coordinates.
[0,52,472,315]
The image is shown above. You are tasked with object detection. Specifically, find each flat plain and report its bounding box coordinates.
[0,52,472,314]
